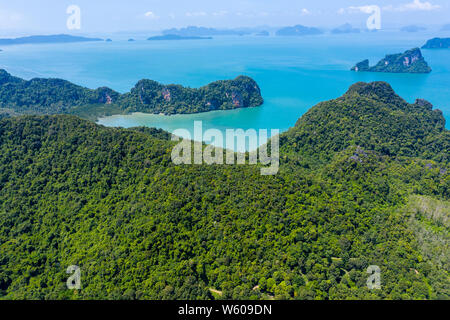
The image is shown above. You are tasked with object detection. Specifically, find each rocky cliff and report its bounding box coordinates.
[351,48,431,73]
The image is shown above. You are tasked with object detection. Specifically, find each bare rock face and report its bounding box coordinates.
[231,91,243,107]
[351,48,432,73]
[96,87,119,105]
[162,88,171,102]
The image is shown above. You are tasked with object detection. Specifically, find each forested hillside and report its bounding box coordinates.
[0,82,448,300]
[351,48,432,73]
[0,69,263,117]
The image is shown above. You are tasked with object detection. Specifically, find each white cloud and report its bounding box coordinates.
[144,11,159,19]
[301,8,311,16]
[0,9,24,29]
[347,5,379,14]
[383,0,440,12]
[186,12,207,17]
[213,11,228,17]
[340,1,439,15]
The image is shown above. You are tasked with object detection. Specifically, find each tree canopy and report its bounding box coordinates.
[0,82,448,300]
[0,69,263,117]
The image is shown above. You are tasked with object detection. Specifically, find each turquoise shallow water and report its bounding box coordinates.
[1,31,449,148]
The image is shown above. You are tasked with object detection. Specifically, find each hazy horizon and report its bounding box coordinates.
[1,0,450,36]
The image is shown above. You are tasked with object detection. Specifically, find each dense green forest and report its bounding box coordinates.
[0,82,448,300]
[351,48,432,73]
[0,69,263,117]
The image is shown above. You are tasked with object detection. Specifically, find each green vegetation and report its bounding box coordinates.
[351,48,432,73]
[118,75,263,115]
[0,82,448,300]
[0,69,263,117]
[404,196,449,266]
[281,82,448,166]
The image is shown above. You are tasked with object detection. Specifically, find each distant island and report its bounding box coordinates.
[255,31,270,36]
[276,25,323,36]
[147,34,212,41]
[0,34,103,46]
[0,69,263,118]
[400,25,426,33]
[441,24,450,31]
[422,38,450,49]
[128,38,135,42]
[162,26,251,37]
[351,48,431,73]
[331,24,360,34]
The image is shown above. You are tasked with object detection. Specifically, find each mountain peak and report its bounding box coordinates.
[0,69,23,85]
[345,81,394,95]
[343,81,403,104]
[0,69,11,78]
[282,82,448,165]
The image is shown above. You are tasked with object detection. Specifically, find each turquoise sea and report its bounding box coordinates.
[1,31,449,148]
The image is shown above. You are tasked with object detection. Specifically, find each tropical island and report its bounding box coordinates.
[162,26,251,37]
[400,25,426,33]
[255,31,270,36]
[422,38,450,49]
[331,23,360,34]
[0,69,263,118]
[0,81,448,300]
[148,34,212,41]
[0,34,103,45]
[276,25,323,36]
[351,48,432,73]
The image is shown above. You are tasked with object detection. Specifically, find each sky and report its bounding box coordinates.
[0,0,449,35]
